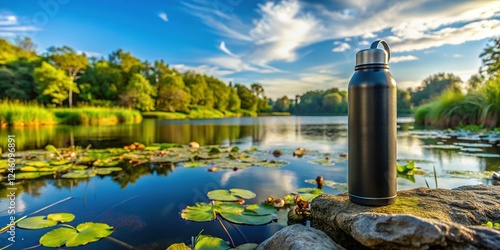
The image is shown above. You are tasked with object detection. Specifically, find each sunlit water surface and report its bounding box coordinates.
[0,116,498,249]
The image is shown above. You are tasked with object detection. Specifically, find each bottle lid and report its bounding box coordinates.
[356,40,391,66]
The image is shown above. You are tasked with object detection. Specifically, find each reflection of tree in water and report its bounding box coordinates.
[0,180,47,198]
[300,124,347,141]
[112,163,174,189]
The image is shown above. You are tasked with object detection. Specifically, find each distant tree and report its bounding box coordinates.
[119,73,156,111]
[411,72,462,105]
[273,96,290,112]
[14,36,36,52]
[480,37,500,79]
[322,92,342,113]
[0,38,38,64]
[156,73,190,112]
[250,83,264,98]
[235,84,258,112]
[46,46,89,107]
[34,62,77,106]
[227,86,241,111]
[183,71,209,106]
[466,73,486,93]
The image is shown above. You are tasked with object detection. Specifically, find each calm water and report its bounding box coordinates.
[0,116,499,249]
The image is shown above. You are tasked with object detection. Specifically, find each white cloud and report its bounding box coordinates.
[332,42,350,52]
[77,50,102,58]
[391,55,418,63]
[172,63,234,78]
[158,12,168,22]
[0,15,17,25]
[397,80,421,90]
[453,54,463,58]
[219,41,237,57]
[391,20,500,52]
[358,40,370,46]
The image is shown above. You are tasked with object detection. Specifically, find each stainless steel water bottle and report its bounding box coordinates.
[348,40,397,206]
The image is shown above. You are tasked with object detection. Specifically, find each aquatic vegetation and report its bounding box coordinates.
[294,188,323,202]
[166,232,258,250]
[207,189,256,201]
[304,179,347,192]
[397,161,416,183]
[17,213,75,229]
[40,222,113,247]
[482,221,500,229]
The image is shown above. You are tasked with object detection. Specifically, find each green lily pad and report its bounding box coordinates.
[61,170,96,179]
[183,162,208,168]
[295,188,323,202]
[71,165,88,170]
[25,161,50,168]
[220,211,274,225]
[207,189,256,201]
[93,159,122,167]
[308,158,335,166]
[167,243,191,250]
[20,166,39,172]
[94,167,122,175]
[422,145,462,150]
[39,222,113,247]
[181,202,244,222]
[50,159,69,166]
[231,243,259,250]
[16,172,53,180]
[194,235,230,250]
[245,204,276,215]
[17,216,57,229]
[397,161,415,174]
[17,213,74,229]
[255,160,290,168]
[445,170,495,179]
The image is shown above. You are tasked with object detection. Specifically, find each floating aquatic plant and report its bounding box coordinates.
[17,213,75,229]
[39,222,113,247]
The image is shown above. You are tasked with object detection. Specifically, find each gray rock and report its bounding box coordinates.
[311,185,500,249]
[256,224,345,250]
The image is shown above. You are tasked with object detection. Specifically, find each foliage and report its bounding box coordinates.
[119,73,156,111]
[411,72,462,106]
[0,100,56,126]
[39,222,113,247]
[34,62,77,106]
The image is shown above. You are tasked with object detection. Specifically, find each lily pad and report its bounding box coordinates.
[20,166,39,172]
[167,243,191,250]
[254,160,290,168]
[220,212,274,225]
[61,170,96,179]
[445,170,495,179]
[39,222,113,247]
[422,145,462,150]
[295,188,323,202]
[50,159,69,166]
[208,189,256,201]
[183,162,208,168]
[25,161,50,168]
[308,158,335,166]
[17,213,74,229]
[454,143,492,148]
[194,235,230,250]
[93,159,122,167]
[94,167,123,175]
[245,204,276,215]
[181,202,244,222]
[16,172,53,180]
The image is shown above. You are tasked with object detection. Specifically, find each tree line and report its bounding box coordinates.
[0,38,270,114]
[1,36,498,120]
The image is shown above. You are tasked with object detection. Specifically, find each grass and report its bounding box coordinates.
[414,86,500,128]
[0,100,57,127]
[142,111,187,119]
[53,107,142,125]
[0,100,142,126]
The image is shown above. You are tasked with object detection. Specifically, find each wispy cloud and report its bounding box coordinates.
[219,41,237,57]
[77,50,102,58]
[0,13,39,38]
[391,55,418,63]
[158,12,168,22]
[332,42,350,52]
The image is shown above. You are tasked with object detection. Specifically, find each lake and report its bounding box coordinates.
[1,116,499,249]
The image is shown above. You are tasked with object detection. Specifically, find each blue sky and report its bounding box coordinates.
[1,0,499,99]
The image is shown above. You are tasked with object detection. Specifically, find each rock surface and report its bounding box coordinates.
[256,224,345,250]
[311,185,500,250]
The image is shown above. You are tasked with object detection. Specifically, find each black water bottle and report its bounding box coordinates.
[348,40,397,206]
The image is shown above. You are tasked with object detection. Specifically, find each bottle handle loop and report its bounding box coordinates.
[370,40,390,62]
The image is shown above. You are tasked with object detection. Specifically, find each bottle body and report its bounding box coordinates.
[348,68,397,206]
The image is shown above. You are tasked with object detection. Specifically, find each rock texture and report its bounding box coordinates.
[311,185,500,250]
[256,224,345,250]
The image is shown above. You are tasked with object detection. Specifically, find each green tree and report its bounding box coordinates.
[480,37,500,79]
[156,73,190,112]
[14,36,37,52]
[322,92,342,112]
[273,96,290,112]
[466,73,485,93]
[46,46,89,107]
[119,73,156,111]
[235,84,258,112]
[34,62,77,106]
[0,38,38,64]
[227,85,241,111]
[183,71,209,106]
